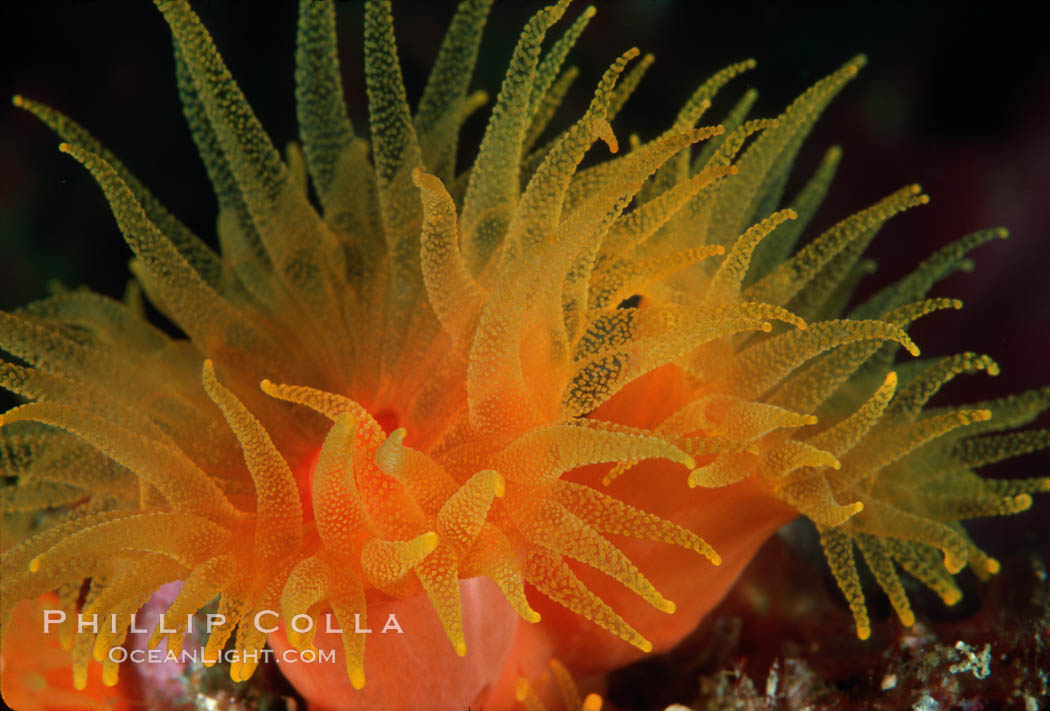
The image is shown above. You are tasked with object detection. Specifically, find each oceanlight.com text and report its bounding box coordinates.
[107,646,337,666]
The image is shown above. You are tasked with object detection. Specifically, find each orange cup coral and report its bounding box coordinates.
[2,1,1047,710]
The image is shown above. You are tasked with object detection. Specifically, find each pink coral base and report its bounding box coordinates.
[269,576,519,710]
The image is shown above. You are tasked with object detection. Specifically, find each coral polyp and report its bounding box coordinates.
[2,1,1047,709]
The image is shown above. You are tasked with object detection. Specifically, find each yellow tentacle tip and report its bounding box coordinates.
[514,678,530,702]
[28,555,42,573]
[73,666,88,691]
[455,641,467,657]
[411,168,444,192]
[524,610,542,623]
[856,623,871,641]
[12,94,24,107]
[944,553,966,575]
[638,639,653,653]
[58,141,71,154]
[582,5,597,19]
[491,471,506,497]
[994,227,1009,239]
[243,659,260,682]
[659,599,677,614]
[593,117,618,154]
[900,610,916,627]
[583,693,604,711]
[375,427,407,474]
[101,664,120,687]
[349,669,366,690]
[985,558,1001,575]
[92,638,108,663]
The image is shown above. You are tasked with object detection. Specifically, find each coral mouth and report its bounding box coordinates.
[372,408,400,435]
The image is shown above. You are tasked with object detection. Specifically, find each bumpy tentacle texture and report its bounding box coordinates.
[2,0,1047,704]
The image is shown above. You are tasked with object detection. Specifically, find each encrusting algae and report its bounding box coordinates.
[2,1,1048,709]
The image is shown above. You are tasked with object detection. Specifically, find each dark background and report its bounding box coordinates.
[1,0,1047,632]
[2,0,1048,389]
